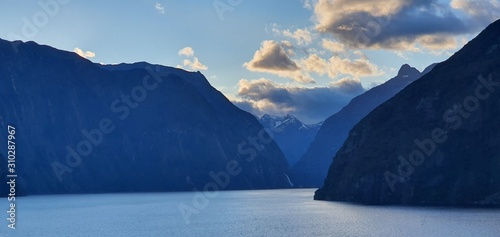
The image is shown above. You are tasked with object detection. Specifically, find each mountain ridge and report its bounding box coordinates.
[293,63,435,186]
[258,114,321,165]
[315,19,500,206]
[0,38,291,196]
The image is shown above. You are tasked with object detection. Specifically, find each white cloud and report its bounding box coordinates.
[234,78,365,123]
[178,47,194,57]
[73,48,96,59]
[416,35,458,50]
[451,0,500,21]
[282,28,313,46]
[244,38,384,83]
[302,0,313,9]
[281,40,294,48]
[310,0,489,52]
[330,77,364,94]
[315,0,407,27]
[280,40,295,56]
[183,57,208,71]
[244,40,299,71]
[322,39,345,53]
[327,56,383,78]
[155,3,165,14]
[244,40,314,83]
[300,54,328,76]
[177,46,208,71]
[299,52,383,79]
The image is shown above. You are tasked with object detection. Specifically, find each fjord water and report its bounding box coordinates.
[1,189,499,237]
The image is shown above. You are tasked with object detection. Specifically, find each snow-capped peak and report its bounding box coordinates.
[260,114,303,129]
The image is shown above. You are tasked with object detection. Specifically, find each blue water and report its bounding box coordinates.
[1,189,499,236]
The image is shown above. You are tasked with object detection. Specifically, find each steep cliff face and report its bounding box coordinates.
[293,64,432,187]
[315,20,500,206]
[0,39,291,195]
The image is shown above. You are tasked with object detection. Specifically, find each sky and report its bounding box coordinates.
[1,0,499,123]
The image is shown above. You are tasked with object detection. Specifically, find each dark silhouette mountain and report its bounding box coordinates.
[0,39,291,196]
[315,19,500,206]
[293,63,435,187]
[258,114,321,165]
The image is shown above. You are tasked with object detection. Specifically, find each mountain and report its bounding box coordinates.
[0,39,292,196]
[293,63,435,187]
[258,114,321,165]
[315,19,500,206]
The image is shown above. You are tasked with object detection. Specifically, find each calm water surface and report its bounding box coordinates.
[1,189,499,237]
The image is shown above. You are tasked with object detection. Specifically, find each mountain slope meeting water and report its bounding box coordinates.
[0,39,291,196]
[293,63,436,187]
[1,189,500,237]
[315,19,500,206]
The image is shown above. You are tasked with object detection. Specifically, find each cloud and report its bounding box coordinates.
[312,0,500,51]
[330,77,364,94]
[244,39,383,83]
[302,0,313,9]
[300,54,329,76]
[271,25,314,45]
[183,57,208,71]
[155,3,165,14]
[300,52,383,79]
[177,46,208,71]
[234,78,365,123]
[328,55,383,78]
[282,28,313,45]
[318,0,408,19]
[73,48,95,59]
[451,0,500,24]
[280,40,294,48]
[322,39,345,53]
[244,40,299,72]
[280,40,296,56]
[244,40,314,83]
[416,34,458,50]
[178,47,194,57]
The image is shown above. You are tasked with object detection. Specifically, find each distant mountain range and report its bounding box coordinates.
[0,39,291,196]
[292,63,436,187]
[315,19,500,206]
[258,114,321,165]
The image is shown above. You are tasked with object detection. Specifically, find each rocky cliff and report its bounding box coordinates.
[294,64,433,187]
[315,19,500,206]
[0,39,291,195]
